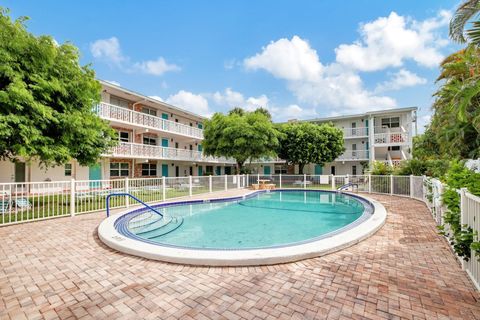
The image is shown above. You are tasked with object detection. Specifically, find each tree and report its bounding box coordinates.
[430,46,480,158]
[412,128,441,160]
[0,8,117,167]
[277,122,344,174]
[203,108,279,173]
[450,0,480,44]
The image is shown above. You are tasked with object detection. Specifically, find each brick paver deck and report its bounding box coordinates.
[0,193,479,319]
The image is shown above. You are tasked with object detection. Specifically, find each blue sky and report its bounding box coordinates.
[4,0,462,131]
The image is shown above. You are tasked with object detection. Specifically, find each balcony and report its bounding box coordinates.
[94,102,204,139]
[373,132,409,145]
[336,149,369,161]
[107,142,235,164]
[343,127,368,138]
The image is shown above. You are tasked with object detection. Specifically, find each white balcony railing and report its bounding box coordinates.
[94,102,204,139]
[108,142,235,163]
[343,127,368,138]
[336,149,369,161]
[373,132,409,145]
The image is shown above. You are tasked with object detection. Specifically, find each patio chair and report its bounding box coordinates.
[14,198,32,210]
[0,200,10,214]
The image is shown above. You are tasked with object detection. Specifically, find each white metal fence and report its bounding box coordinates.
[0,173,478,290]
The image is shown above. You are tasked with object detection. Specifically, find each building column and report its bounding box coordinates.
[368,115,375,164]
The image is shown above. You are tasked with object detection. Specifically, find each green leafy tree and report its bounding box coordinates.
[0,8,117,167]
[277,122,344,174]
[412,128,441,160]
[203,108,279,173]
[430,46,480,158]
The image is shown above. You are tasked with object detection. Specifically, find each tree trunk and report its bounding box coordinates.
[298,163,305,174]
[236,161,244,174]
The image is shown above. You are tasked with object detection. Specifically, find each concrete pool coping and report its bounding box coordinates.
[98,190,387,266]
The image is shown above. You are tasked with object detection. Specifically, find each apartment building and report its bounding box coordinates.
[248,107,417,175]
[0,81,236,183]
[0,80,416,183]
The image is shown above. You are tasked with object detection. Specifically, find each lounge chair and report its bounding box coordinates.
[0,200,10,214]
[14,198,31,209]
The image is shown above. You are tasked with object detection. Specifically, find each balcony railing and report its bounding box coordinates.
[108,142,235,163]
[336,149,369,161]
[373,132,409,145]
[343,127,368,138]
[94,102,204,139]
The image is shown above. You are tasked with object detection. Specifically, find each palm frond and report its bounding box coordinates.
[466,20,480,45]
[450,0,480,43]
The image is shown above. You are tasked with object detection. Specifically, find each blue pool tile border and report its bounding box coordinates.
[114,189,375,251]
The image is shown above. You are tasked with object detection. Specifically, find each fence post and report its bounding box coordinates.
[303,173,307,189]
[246,174,249,187]
[346,174,349,185]
[237,174,241,189]
[331,174,335,190]
[257,173,260,183]
[225,175,228,191]
[70,178,76,217]
[460,188,467,270]
[279,173,282,188]
[209,175,212,193]
[368,174,372,193]
[189,175,193,196]
[125,177,129,208]
[390,174,394,195]
[162,177,166,201]
[409,175,414,198]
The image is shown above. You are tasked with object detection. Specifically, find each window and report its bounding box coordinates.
[110,95,129,109]
[65,164,72,176]
[110,163,129,177]
[352,143,357,157]
[330,166,336,175]
[388,146,400,151]
[352,165,357,175]
[381,117,400,128]
[143,136,157,146]
[141,106,157,116]
[206,166,213,175]
[141,164,157,176]
[119,131,129,142]
[274,165,287,174]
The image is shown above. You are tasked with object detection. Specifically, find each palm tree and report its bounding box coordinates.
[450,0,480,43]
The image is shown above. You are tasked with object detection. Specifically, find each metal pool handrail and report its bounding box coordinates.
[337,183,359,192]
[106,193,164,217]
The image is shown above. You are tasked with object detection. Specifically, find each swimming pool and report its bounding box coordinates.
[99,190,386,265]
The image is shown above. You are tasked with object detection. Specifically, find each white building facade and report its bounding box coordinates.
[248,107,417,176]
[0,81,416,183]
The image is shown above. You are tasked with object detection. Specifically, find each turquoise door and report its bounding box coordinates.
[89,164,102,188]
[198,166,203,176]
[215,166,221,175]
[314,164,323,175]
[365,119,369,135]
[162,164,169,177]
[161,113,169,120]
[198,144,203,152]
[161,139,169,147]
[161,113,169,130]
[198,123,203,129]
[264,166,271,175]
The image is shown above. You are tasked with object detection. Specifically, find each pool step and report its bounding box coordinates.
[133,216,174,234]
[141,217,184,239]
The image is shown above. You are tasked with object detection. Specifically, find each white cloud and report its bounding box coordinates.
[90,37,125,64]
[244,36,323,81]
[148,95,163,102]
[335,11,450,71]
[134,57,180,76]
[104,80,121,86]
[375,69,427,92]
[166,90,211,117]
[244,37,396,113]
[90,37,179,76]
[212,88,245,107]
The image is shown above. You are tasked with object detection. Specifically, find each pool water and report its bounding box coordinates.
[124,191,369,250]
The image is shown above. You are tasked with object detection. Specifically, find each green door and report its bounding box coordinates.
[264,166,271,175]
[89,164,102,188]
[162,164,169,177]
[215,166,221,175]
[14,162,26,183]
[198,144,203,152]
[365,119,369,135]
[161,139,169,147]
[198,166,203,176]
[198,123,203,129]
[314,164,323,175]
[161,113,169,120]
